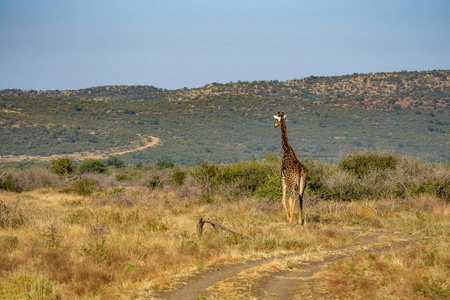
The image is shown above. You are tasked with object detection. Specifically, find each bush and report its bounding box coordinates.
[340,151,398,178]
[51,156,76,176]
[74,178,98,196]
[324,169,365,201]
[78,159,108,174]
[115,173,130,182]
[436,179,450,202]
[191,160,276,201]
[303,159,330,198]
[255,174,281,202]
[172,168,187,186]
[191,162,219,201]
[0,169,61,192]
[106,156,125,169]
[0,174,23,192]
[156,160,175,170]
[215,160,270,194]
[147,176,163,190]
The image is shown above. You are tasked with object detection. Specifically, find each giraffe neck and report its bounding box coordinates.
[280,120,296,159]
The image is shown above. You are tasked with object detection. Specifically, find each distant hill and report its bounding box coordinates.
[2,70,448,108]
[1,70,449,164]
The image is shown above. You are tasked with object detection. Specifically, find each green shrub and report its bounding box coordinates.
[215,160,270,194]
[340,151,398,178]
[0,174,23,192]
[191,158,285,201]
[156,160,175,170]
[191,162,219,200]
[78,159,108,174]
[172,168,187,186]
[147,176,163,190]
[255,174,281,202]
[106,156,126,168]
[436,180,450,202]
[74,178,97,196]
[51,156,76,176]
[303,159,330,197]
[188,153,450,202]
[115,173,130,181]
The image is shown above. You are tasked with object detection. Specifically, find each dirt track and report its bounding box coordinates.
[0,135,160,162]
[152,229,417,300]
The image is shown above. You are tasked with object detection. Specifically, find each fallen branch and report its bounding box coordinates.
[197,216,254,241]
[0,173,6,180]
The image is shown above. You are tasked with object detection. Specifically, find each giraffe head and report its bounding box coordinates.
[273,111,286,127]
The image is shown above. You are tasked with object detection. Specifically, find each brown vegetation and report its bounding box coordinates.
[0,154,449,299]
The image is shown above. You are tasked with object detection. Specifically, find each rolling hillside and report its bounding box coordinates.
[1,70,449,164]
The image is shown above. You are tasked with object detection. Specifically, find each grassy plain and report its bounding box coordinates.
[0,154,449,299]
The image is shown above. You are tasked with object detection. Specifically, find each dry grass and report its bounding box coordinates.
[0,167,449,299]
[0,183,352,299]
[320,197,450,299]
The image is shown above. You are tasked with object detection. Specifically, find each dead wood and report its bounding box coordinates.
[197,216,254,241]
[0,173,6,180]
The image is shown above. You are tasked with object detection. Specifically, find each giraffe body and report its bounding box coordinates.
[274,112,307,225]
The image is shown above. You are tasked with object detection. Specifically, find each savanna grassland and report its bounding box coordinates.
[0,152,449,299]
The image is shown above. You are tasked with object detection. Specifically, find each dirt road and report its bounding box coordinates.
[152,229,417,300]
[0,135,160,162]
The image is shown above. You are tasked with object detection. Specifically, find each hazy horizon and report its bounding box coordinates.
[1,0,448,91]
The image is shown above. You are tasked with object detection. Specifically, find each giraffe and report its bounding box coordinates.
[273,112,307,225]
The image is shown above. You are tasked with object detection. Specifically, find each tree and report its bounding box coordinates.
[78,159,108,174]
[106,156,125,168]
[156,160,175,170]
[52,157,76,176]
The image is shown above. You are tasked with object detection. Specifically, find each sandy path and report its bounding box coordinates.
[0,135,160,162]
[254,231,415,299]
[152,229,417,300]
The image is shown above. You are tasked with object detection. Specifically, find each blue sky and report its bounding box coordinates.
[1,0,448,91]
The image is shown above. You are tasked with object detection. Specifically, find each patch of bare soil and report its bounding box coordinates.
[0,135,161,162]
[150,229,417,300]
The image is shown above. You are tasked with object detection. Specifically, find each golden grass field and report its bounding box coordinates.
[0,154,449,299]
[1,183,448,299]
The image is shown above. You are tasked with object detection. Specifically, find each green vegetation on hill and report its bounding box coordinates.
[0,70,449,164]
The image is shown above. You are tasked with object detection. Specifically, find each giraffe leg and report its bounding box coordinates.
[298,176,306,226]
[288,186,297,224]
[288,196,296,224]
[298,194,304,226]
[281,176,290,221]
